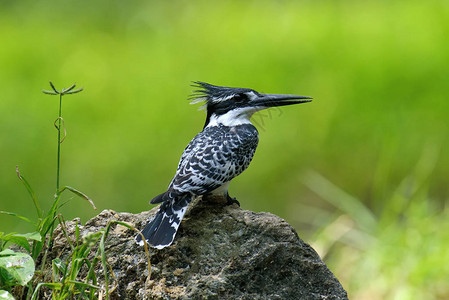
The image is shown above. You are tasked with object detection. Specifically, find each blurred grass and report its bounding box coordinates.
[0,0,448,298]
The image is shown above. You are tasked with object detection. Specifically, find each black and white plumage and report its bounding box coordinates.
[136,82,312,249]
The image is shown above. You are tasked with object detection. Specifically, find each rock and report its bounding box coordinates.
[41,195,348,299]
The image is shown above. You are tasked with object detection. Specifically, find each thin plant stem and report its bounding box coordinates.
[56,93,62,195]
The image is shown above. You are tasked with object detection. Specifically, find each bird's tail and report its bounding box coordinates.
[135,193,191,249]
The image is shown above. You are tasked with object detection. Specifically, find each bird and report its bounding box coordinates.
[136,82,312,249]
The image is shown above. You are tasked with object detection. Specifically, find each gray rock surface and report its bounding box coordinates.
[45,195,348,299]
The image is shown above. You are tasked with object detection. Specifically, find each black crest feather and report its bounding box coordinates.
[189,81,253,104]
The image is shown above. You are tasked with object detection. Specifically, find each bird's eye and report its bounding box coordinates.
[234,94,247,102]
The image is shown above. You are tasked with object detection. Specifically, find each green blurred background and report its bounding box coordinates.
[1,0,448,298]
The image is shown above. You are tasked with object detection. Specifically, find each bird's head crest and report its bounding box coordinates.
[189,82,254,110]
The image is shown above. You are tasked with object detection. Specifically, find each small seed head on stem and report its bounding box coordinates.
[42,81,84,96]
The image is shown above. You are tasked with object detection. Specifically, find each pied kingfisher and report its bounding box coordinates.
[136,82,312,249]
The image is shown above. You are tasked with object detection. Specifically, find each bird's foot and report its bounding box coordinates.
[226,194,240,207]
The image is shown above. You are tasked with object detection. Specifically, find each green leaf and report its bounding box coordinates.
[0,249,35,287]
[0,233,41,253]
[14,232,41,242]
[0,290,15,300]
[1,235,29,253]
[52,258,67,279]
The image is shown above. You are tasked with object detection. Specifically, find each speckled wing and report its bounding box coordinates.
[136,124,259,249]
[168,124,259,195]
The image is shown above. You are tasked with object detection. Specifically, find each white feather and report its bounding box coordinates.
[207,107,261,127]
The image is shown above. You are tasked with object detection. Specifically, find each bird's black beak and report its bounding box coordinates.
[250,93,312,108]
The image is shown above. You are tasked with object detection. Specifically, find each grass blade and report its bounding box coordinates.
[16,166,42,219]
[58,186,96,210]
[31,282,63,300]
[0,211,33,224]
[302,171,377,233]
